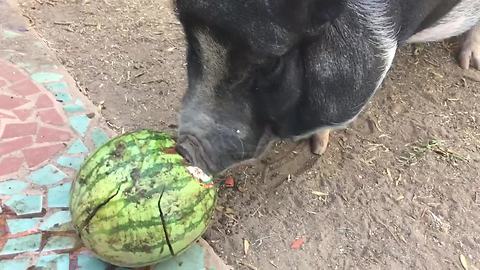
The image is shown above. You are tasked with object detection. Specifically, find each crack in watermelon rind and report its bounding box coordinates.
[88,186,215,239]
[78,183,124,234]
[166,192,217,244]
[158,186,175,256]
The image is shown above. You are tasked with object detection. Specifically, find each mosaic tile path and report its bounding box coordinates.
[0,0,231,269]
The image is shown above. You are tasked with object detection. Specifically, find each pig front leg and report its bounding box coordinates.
[460,24,480,70]
[310,129,330,155]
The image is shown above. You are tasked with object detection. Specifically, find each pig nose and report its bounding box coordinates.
[176,142,194,164]
[175,135,199,165]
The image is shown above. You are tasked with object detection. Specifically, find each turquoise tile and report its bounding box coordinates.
[0,233,42,255]
[7,218,41,234]
[0,258,30,270]
[0,179,28,195]
[57,156,84,170]
[4,194,43,216]
[28,164,67,185]
[47,183,71,208]
[153,244,205,270]
[77,254,108,270]
[43,235,76,251]
[64,100,86,113]
[31,72,63,83]
[39,211,72,231]
[45,81,68,93]
[91,128,110,148]
[54,92,73,103]
[69,115,91,136]
[67,139,89,154]
[36,254,70,270]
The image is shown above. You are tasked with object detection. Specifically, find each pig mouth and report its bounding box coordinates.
[176,134,216,174]
[176,127,275,175]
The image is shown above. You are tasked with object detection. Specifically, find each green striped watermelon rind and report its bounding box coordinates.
[69,130,217,267]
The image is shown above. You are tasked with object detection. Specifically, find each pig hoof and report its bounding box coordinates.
[459,26,480,70]
[309,130,330,155]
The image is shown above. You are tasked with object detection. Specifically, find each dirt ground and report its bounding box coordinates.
[18,0,480,269]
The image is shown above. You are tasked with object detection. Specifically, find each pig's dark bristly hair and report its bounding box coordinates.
[175,0,480,174]
[174,0,398,173]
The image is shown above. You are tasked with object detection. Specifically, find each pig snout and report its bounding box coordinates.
[176,107,271,175]
[175,125,243,175]
[175,135,199,165]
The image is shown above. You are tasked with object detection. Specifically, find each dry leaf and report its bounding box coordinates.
[244,239,250,255]
[460,254,469,270]
[312,191,328,197]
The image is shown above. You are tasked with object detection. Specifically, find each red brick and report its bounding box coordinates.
[0,156,24,176]
[0,62,27,83]
[1,123,37,138]
[36,126,72,143]
[0,111,15,119]
[12,109,33,121]
[9,80,41,96]
[35,94,54,108]
[0,136,34,156]
[38,108,65,126]
[23,144,65,168]
[0,95,30,110]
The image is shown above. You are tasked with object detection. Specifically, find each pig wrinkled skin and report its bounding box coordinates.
[174,0,480,175]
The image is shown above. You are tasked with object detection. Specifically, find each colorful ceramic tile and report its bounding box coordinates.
[69,115,91,136]
[0,233,42,255]
[43,235,76,251]
[36,254,69,269]
[64,100,86,113]
[31,72,63,83]
[6,218,41,234]
[91,128,110,148]
[153,244,205,270]
[4,194,43,215]
[45,81,68,93]
[57,156,84,170]
[47,182,72,208]
[77,254,108,270]
[39,211,72,231]
[0,258,30,270]
[28,164,67,185]
[67,139,89,154]
[0,179,28,195]
[53,92,72,103]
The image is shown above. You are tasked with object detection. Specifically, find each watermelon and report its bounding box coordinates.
[70,130,217,267]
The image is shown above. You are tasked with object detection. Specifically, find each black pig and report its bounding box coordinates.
[175,0,480,175]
